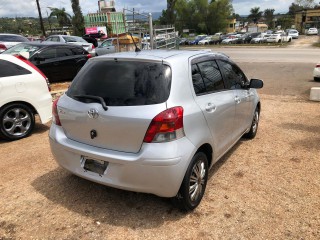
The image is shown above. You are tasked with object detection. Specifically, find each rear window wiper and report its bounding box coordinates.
[73,95,108,111]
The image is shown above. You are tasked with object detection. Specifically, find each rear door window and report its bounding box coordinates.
[67,60,172,106]
[191,60,225,95]
[0,59,31,77]
[38,48,57,60]
[57,47,74,57]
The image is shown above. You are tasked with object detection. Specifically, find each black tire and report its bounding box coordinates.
[0,103,35,141]
[243,107,259,139]
[278,39,281,43]
[173,152,208,211]
[288,38,291,42]
[314,77,320,81]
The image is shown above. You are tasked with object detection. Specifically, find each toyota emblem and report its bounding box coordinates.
[88,109,99,119]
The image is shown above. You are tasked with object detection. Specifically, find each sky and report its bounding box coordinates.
[0,0,294,18]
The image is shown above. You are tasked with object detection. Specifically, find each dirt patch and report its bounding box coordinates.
[288,35,319,48]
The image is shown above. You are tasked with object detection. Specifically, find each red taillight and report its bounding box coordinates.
[87,54,92,59]
[0,44,7,51]
[143,107,184,143]
[52,97,62,126]
[92,45,95,49]
[316,64,320,68]
[14,55,51,91]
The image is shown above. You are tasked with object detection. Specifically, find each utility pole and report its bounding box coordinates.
[35,0,46,37]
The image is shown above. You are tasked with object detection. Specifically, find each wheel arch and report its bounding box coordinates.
[196,143,213,168]
[0,101,38,115]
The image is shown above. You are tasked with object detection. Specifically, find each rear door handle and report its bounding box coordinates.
[205,103,216,112]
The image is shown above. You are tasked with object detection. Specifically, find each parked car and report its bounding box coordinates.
[250,34,270,43]
[239,32,261,44]
[307,28,318,35]
[95,38,117,56]
[43,35,95,56]
[49,49,263,211]
[209,34,222,44]
[179,38,188,45]
[82,36,98,48]
[2,43,91,82]
[0,33,29,53]
[221,35,239,44]
[266,34,292,43]
[198,36,212,45]
[313,63,320,81]
[0,54,52,141]
[287,29,299,39]
[188,35,207,45]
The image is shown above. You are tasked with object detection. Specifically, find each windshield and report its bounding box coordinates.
[2,43,40,58]
[67,60,172,106]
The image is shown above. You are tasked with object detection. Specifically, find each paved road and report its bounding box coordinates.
[191,46,320,99]
[217,47,320,63]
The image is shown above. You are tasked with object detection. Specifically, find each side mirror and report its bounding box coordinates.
[249,79,264,89]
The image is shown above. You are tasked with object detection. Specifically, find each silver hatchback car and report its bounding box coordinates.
[49,50,263,210]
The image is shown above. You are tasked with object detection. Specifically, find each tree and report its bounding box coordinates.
[167,0,178,24]
[294,0,317,8]
[288,3,303,16]
[71,0,85,36]
[248,7,263,23]
[48,7,71,27]
[264,8,275,28]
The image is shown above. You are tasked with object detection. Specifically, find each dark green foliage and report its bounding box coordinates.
[71,0,85,36]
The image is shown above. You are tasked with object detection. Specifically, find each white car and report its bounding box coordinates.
[198,36,212,45]
[95,38,117,56]
[0,54,52,140]
[307,28,318,35]
[43,35,95,56]
[266,34,292,43]
[288,30,299,39]
[313,63,320,81]
[0,33,29,53]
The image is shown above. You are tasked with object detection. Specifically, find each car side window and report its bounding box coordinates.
[71,47,84,55]
[38,49,57,60]
[191,60,224,95]
[217,60,247,89]
[0,59,31,77]
[57,48,73,57]
[197,61,224,92]
[191,64,206,95]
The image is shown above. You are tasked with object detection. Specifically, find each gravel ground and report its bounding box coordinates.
[1,45,320,239]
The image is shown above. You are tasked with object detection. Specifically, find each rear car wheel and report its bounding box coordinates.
[173,152,208,211]
[0,103,35,141]
[314,77,320,81]
[243,107,259,139]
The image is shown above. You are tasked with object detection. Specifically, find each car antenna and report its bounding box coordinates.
[129,32,141,52]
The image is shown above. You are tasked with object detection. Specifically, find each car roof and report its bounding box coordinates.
[0,33,26,36]
[94,49,228,62]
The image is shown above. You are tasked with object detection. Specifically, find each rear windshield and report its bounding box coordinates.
[0,35,29,42]
[67,60,172,106]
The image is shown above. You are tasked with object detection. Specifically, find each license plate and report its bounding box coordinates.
[82,157,108,175]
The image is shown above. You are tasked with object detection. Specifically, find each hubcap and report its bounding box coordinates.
[189,160,206,202]
[2,108,31,136]
[252,111,259,133]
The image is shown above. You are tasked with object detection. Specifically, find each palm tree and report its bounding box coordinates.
[248,7,263,23]
[70,0,85,36]
[48,7,71,27]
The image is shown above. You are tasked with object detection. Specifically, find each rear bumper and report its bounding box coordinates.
[49,124,196,197]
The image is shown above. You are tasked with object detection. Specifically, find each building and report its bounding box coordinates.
[84,0,127,36]
[295,8,320,33]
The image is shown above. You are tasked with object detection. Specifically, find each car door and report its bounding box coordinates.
[56,46,78,80]
[191,57,236,158]
[30,48,59,82]
[96,39,116,55]
[217,59,254,139]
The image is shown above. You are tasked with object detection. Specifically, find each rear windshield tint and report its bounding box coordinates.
[67,60,172,106]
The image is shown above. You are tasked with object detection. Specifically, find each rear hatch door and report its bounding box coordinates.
[58,58,172,153]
